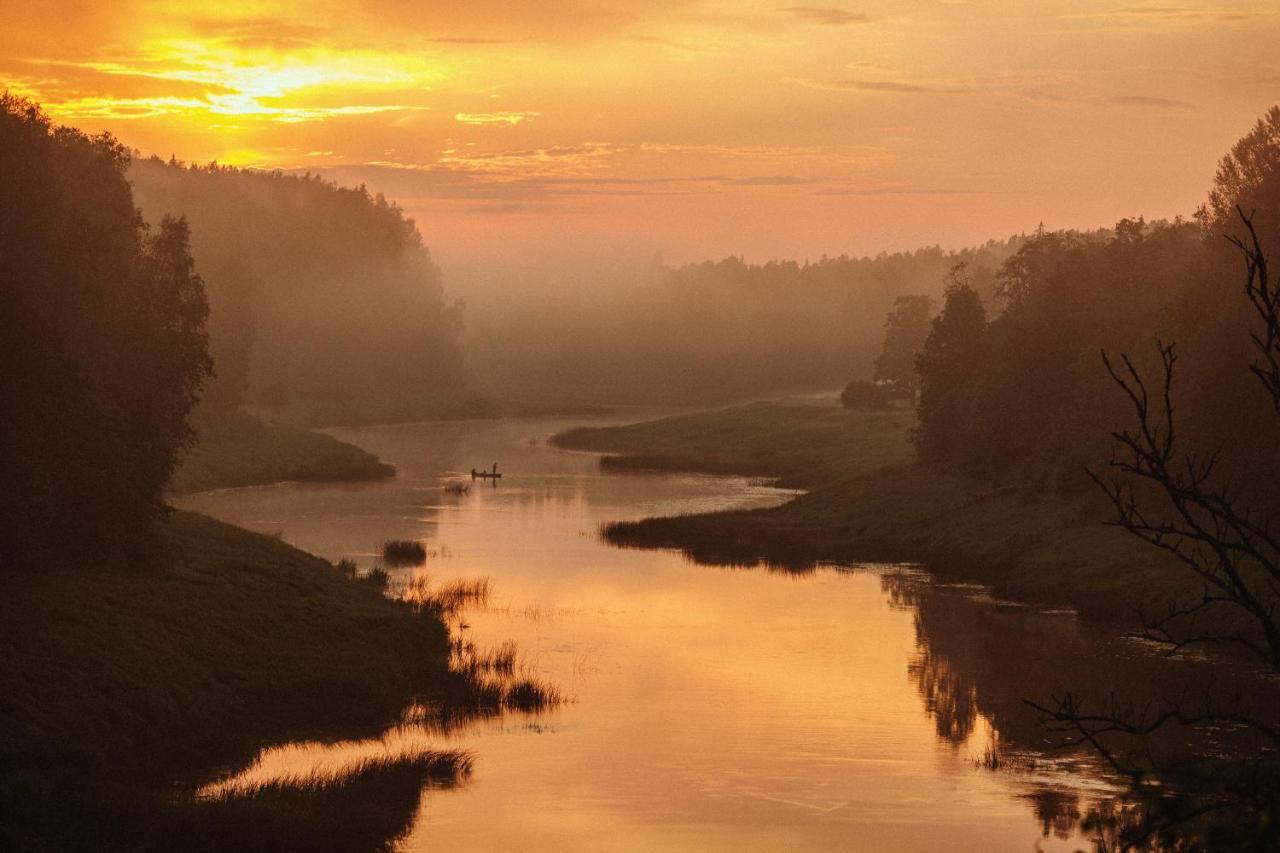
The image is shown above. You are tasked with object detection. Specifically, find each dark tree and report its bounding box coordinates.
[1202,106,1280,245]
[873,293,935,405]
[1029,213,1280,850]
[0,95,211,569]
[914,265,987,466]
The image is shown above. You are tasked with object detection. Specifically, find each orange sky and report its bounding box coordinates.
[4,1,1279,275]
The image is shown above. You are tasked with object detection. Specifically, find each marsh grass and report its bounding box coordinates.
[447,635,563,714]
[156,751,471,853]
[503,679,563,712]
[443,482,471,495]
[381,539,427,567]
[364,565,390,591]
[335,557,358,578]
[403,574,492,615]
[201,749,471,800]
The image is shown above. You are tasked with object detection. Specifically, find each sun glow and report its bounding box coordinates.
[26,38,441,124]
[3,0,1278,263]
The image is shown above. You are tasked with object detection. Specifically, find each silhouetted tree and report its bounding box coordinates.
[1202,106,1280,246]
[0,95,211,569]
[915,265,987,466]
[873,294,935,405]
[1028,210,1280,851]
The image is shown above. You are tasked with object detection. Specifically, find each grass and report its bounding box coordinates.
[381,539,427,567]
[553,400,915,489]
[156,752,471,853]
[0,511,528,850]
[555,400,1195,618]
[364,565,391,590]
[170,410,394,493]
[403,575,493,616]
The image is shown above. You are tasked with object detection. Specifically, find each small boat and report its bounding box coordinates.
[471,463,502,480]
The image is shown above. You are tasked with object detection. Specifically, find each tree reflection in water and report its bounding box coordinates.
[883,568,1280,850]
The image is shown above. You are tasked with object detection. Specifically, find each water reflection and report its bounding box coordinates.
[174,416,1275,851]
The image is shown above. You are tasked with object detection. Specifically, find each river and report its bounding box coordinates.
[175,414,1249,851]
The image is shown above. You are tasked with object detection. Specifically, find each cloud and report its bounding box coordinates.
[818,184,977,196]
[1097,94,1197,111]
[791,77,970,94]
[455,111,540,126]
[728,175,821,186]
[1095,6,1269,22]
[307,157,828,205]
[782,7,870,26]
[1019,88,1195,112]
[347,0,699,42]
[9,43,440,124]
[178,16,330,52]
[425,36,514,45]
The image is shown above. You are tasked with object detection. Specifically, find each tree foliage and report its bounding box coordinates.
[1202,105,1280,245]
[914,267,987,466]
[1,95,211,568]
[873,293,936,403]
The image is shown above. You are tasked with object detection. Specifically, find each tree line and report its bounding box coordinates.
[1,95,210,568]
[851,108,1280,511]
[898,106,1280,847]
[0,95,474,569]
[467,240,1023,407]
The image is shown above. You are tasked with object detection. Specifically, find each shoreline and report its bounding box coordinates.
[552,401,1194,621]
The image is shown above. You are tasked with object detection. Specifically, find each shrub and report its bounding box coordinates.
[840,380,893,411]
[380,540,426,567]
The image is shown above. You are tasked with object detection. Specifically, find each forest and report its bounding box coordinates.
[466,240,1022,406]
[912,108,1280,512]
[128,156,475,427]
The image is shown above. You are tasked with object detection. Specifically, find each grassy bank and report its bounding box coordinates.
[0,511,464,849]
[171,412,394,493]
[554,401,1192,617]
[554,400,914,487]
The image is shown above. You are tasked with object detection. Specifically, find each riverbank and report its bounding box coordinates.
[170,412,394,493]
[553,401,1192,617]
[0,511,462,849]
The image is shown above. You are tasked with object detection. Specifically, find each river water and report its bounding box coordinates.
[175,415,1239,851]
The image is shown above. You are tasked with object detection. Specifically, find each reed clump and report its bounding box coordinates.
[363,566,390,591]
[403,575,491,615]
[381,540,427,567]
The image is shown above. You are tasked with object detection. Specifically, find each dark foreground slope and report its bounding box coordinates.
[554,401,1190,616]
[0,511,458,850]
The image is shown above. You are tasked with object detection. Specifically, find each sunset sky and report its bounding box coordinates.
[5,1,1279,275]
